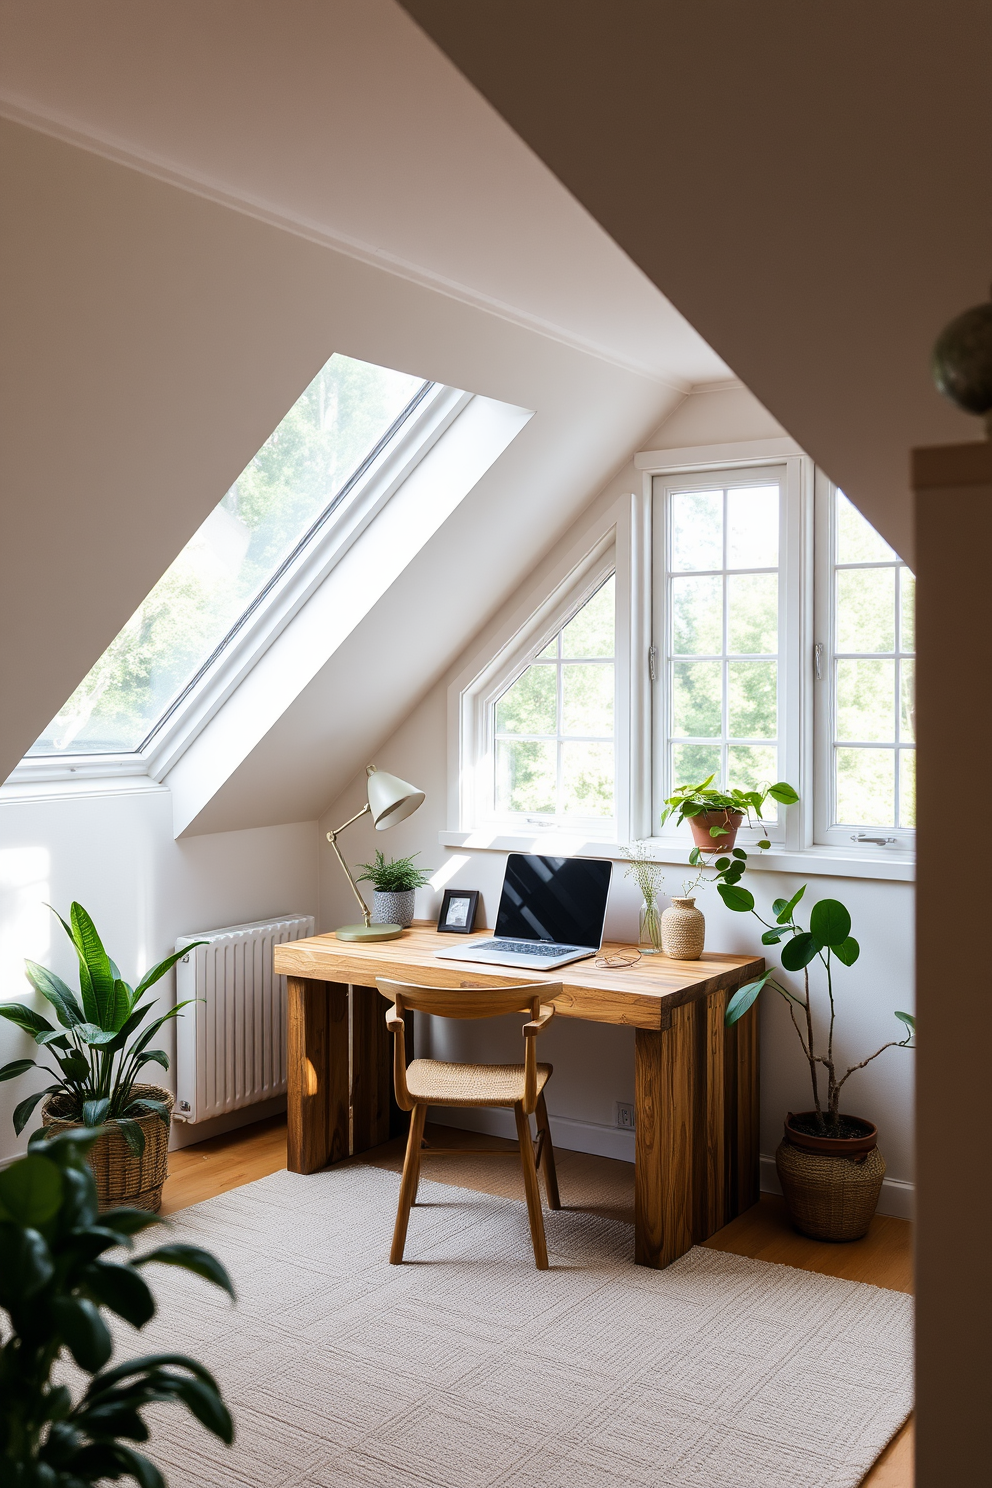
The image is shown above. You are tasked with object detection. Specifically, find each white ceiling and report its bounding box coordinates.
[0,0,730,390]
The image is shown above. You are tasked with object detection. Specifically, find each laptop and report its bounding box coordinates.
[435,852,613,971]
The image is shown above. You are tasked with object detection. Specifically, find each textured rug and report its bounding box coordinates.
[129,1166,912,1488]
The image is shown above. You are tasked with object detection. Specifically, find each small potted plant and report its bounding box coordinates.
[356,850,432,928]
[0,903,202,1212]
[0,1124,234,1482]
[660,775,799,852]
[721,880,915,1240]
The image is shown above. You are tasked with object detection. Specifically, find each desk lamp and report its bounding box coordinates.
[326,764,426,942]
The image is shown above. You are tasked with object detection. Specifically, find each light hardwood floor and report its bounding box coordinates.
[163,1115,912,1487]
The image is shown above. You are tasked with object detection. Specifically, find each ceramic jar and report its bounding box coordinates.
[372,889,416,926]
[661,897,705,959]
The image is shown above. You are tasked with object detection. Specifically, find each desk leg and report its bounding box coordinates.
[634,991,760,1268]
[352,985,391,1154]
[287,977,349,1174]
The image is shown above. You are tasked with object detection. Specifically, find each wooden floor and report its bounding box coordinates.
[164,1115,912,1486]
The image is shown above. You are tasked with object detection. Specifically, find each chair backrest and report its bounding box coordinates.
[375,977,561,1021]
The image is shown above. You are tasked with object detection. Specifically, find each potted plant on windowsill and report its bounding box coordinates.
[0,903,202,1213]
[721,881,915,1240]
[660,775,800,853]
[356,851,432,928]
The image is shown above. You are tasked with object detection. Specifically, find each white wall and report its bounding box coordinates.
[0,782,318,1163]
[318,386,915,1212]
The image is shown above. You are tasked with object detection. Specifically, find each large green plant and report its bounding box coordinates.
[0,1125,233,1485]
[720,881,914,1133]
[0,905,204,1154]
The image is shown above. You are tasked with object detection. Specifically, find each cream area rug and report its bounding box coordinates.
[132,1166,912,1488]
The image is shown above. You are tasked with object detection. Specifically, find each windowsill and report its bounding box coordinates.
[438,830,915,882]
[0,771,164,805]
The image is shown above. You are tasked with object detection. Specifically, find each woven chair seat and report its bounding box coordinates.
[405,1058,552,1107]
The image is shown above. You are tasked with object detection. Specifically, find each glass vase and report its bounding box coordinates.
[639,896,664,954]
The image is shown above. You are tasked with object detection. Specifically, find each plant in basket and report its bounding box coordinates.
[720,880,915,1239]
[0,903,204,1211]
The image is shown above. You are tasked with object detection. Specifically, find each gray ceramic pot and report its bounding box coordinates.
[372,889,416,927]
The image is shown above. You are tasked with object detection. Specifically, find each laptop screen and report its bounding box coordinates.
[495,854,613,947]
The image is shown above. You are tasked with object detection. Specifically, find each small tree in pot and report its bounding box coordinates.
[0,904,203,1211]
[720,880,914,1239]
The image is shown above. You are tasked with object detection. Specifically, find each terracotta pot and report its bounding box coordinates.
[42,1083,174,1212]
[776,1111,885,1241]
[688,808,744,852]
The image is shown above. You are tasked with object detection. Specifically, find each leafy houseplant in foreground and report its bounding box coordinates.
[0,904,204,1211]
[357,851,432,928]
[0,1126,234,1486]
[720,880,915,1239]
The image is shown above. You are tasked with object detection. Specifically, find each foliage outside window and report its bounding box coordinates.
[666,479,782,807]
[830,491,915,831]
[492,576,615,824]
[27,355,428,758]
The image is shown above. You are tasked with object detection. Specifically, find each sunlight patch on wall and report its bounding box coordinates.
[0,847,51,998]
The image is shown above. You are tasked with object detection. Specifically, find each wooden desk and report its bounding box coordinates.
[273,925,763,1269]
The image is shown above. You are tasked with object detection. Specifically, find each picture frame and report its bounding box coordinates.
[436,888,480,934]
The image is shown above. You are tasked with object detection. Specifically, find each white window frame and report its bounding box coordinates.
[813,469,916,852]
[10,382,469,788]
[650,459,804,850]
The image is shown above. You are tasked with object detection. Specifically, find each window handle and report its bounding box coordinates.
[814,642,825,680]
[850,833,897,846]
[648,645,658,683]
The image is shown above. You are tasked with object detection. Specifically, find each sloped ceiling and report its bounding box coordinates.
[0,0,728,790]
[401,0,992,566]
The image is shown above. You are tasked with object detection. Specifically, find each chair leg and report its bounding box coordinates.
[390,1103,427,1265]
[514,1103,549,1270]
[535,1092,561,1210]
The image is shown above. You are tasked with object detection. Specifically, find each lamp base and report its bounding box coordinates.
[335,923,405,942]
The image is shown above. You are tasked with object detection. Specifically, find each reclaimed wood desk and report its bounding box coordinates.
[273,925,763,1269]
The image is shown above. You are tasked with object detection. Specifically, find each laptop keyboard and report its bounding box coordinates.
[486,939,581,957]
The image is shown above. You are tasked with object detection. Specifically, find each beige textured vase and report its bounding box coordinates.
[661,897,705,959]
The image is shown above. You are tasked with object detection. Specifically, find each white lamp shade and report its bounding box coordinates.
[367,767,426,829]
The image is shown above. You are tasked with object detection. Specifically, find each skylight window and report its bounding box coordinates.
[28,355,428,757]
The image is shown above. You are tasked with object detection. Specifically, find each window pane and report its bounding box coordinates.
[495,665,556,735]
[836,568,896,653]
[496,739,556,814]
[836,659,896,742]
[561,576,614,657]
[672,743,721,790]
[671,490,722,571]
[539,637,558,659]
[727,486,778,569]
[900,569,915,652]
[900,660,915,742]
[29,354,426,756]
[836,490,897,564]
[836,747,895,826]
[728,661,777,739]
[561,742,613,816]
[672,575,722,655]
[673,661,722,737]
[727,572,777,655]
[728,745,778,794]
[899,749,916,828]
[562,664,613,735]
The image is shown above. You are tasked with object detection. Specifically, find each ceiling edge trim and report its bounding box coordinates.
[0,92,692,392]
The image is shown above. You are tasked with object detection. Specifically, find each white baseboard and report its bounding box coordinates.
[760,1154,914,1220]
[436,1108,636,1164]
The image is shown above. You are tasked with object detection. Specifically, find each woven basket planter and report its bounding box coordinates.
[42,1083,174,1213]
[776,1132,886,1241]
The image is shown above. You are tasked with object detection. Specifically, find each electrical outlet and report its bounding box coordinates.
[615,1101,635,1131]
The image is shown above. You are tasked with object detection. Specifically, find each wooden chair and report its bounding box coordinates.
[375,977,562,1269]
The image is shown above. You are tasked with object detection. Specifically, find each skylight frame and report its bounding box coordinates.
[13,378,468,787]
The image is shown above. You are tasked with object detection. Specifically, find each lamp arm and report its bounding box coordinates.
[326,804,373,926]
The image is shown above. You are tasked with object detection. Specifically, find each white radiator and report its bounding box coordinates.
[173,913,314,1124]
